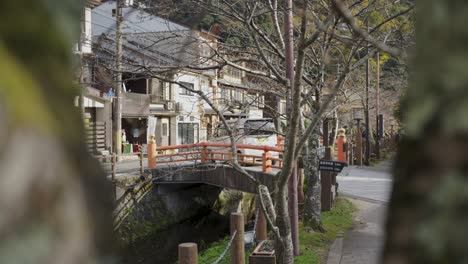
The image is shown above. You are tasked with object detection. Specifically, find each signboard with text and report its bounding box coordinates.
[319,160,348,173]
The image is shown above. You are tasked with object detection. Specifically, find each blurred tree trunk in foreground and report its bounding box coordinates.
[383,2,468,263]
[0,1,114,263]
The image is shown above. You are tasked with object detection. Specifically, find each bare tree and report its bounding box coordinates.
[92,0,413,262]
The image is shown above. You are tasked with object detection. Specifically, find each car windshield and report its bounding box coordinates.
[244,120,275,135]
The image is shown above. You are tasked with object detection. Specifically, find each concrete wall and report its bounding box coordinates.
[116,182,222,245]
[150,164,277,194]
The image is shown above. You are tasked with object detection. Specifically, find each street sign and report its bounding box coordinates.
[319,160,348,173]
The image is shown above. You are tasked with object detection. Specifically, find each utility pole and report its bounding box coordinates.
[284,0,299,256]
[375,52,380,159]
[79,4,86,115]
[113,0,123,156]
[364,24,371,166]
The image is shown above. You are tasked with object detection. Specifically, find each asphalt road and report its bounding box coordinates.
[337,160,393,203]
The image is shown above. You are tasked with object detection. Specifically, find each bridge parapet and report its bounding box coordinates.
[153,142,284,173]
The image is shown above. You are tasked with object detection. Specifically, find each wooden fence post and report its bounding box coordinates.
[231,213,245,264]
[178,243,198,264]
[255,198,267,242]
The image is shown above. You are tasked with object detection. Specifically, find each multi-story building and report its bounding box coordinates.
[75,0,113,155]
[85,0,268,154]
[91,0,219,150]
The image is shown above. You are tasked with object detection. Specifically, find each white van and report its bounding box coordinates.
[209,118,280,163]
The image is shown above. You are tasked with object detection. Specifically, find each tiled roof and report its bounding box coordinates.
[91,0,187,36]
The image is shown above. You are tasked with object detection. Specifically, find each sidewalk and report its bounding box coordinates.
[327,160,392,264]
[328,199,387,264]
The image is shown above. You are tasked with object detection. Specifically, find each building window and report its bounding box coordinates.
[178,123,199,145]
[258,95,265,108]
[220,88,229,102]
[180,82,194,96]
[232,89,244,104]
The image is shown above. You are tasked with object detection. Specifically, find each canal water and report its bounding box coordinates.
[119,210,230,264]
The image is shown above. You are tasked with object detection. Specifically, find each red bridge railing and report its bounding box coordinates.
[151,142,284,173]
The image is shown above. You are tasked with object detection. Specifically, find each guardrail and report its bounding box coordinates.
[154,142,284,173]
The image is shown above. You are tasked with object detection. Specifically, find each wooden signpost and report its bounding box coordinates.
[319,160,348,173]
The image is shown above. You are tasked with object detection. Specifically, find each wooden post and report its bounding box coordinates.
[231,213,245,264]
[178,243,198,264]
[321,119,332,211]
[112,154,116,200]
[349,142,354,165]
[111,154,116,180]
[336,129,347,162]
[148,135,157,169]
[375,52,381,159]
[201,145,208,163]
[113,0,123,157]
[321,147,332,211]
[139,152,144,176]
[355,120,363,166]
[255,198,267,242]
[262,151,272,173]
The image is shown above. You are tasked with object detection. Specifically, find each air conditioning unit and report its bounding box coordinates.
[164,101,174,111]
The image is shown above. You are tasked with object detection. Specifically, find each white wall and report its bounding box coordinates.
[174,73,202,145]
[81,8,92,54]
[249,109,263,119]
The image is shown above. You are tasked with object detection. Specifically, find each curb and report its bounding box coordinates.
[339,192,389,205]
[326,232,344,264]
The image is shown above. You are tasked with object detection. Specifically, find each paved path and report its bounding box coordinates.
[337,160,393,203]
[328,160,393,264]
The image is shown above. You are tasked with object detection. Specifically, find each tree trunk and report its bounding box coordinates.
[275,187,295,264]
[382,2,468,263]
[330,110,339,147]
[303,123,324,231]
